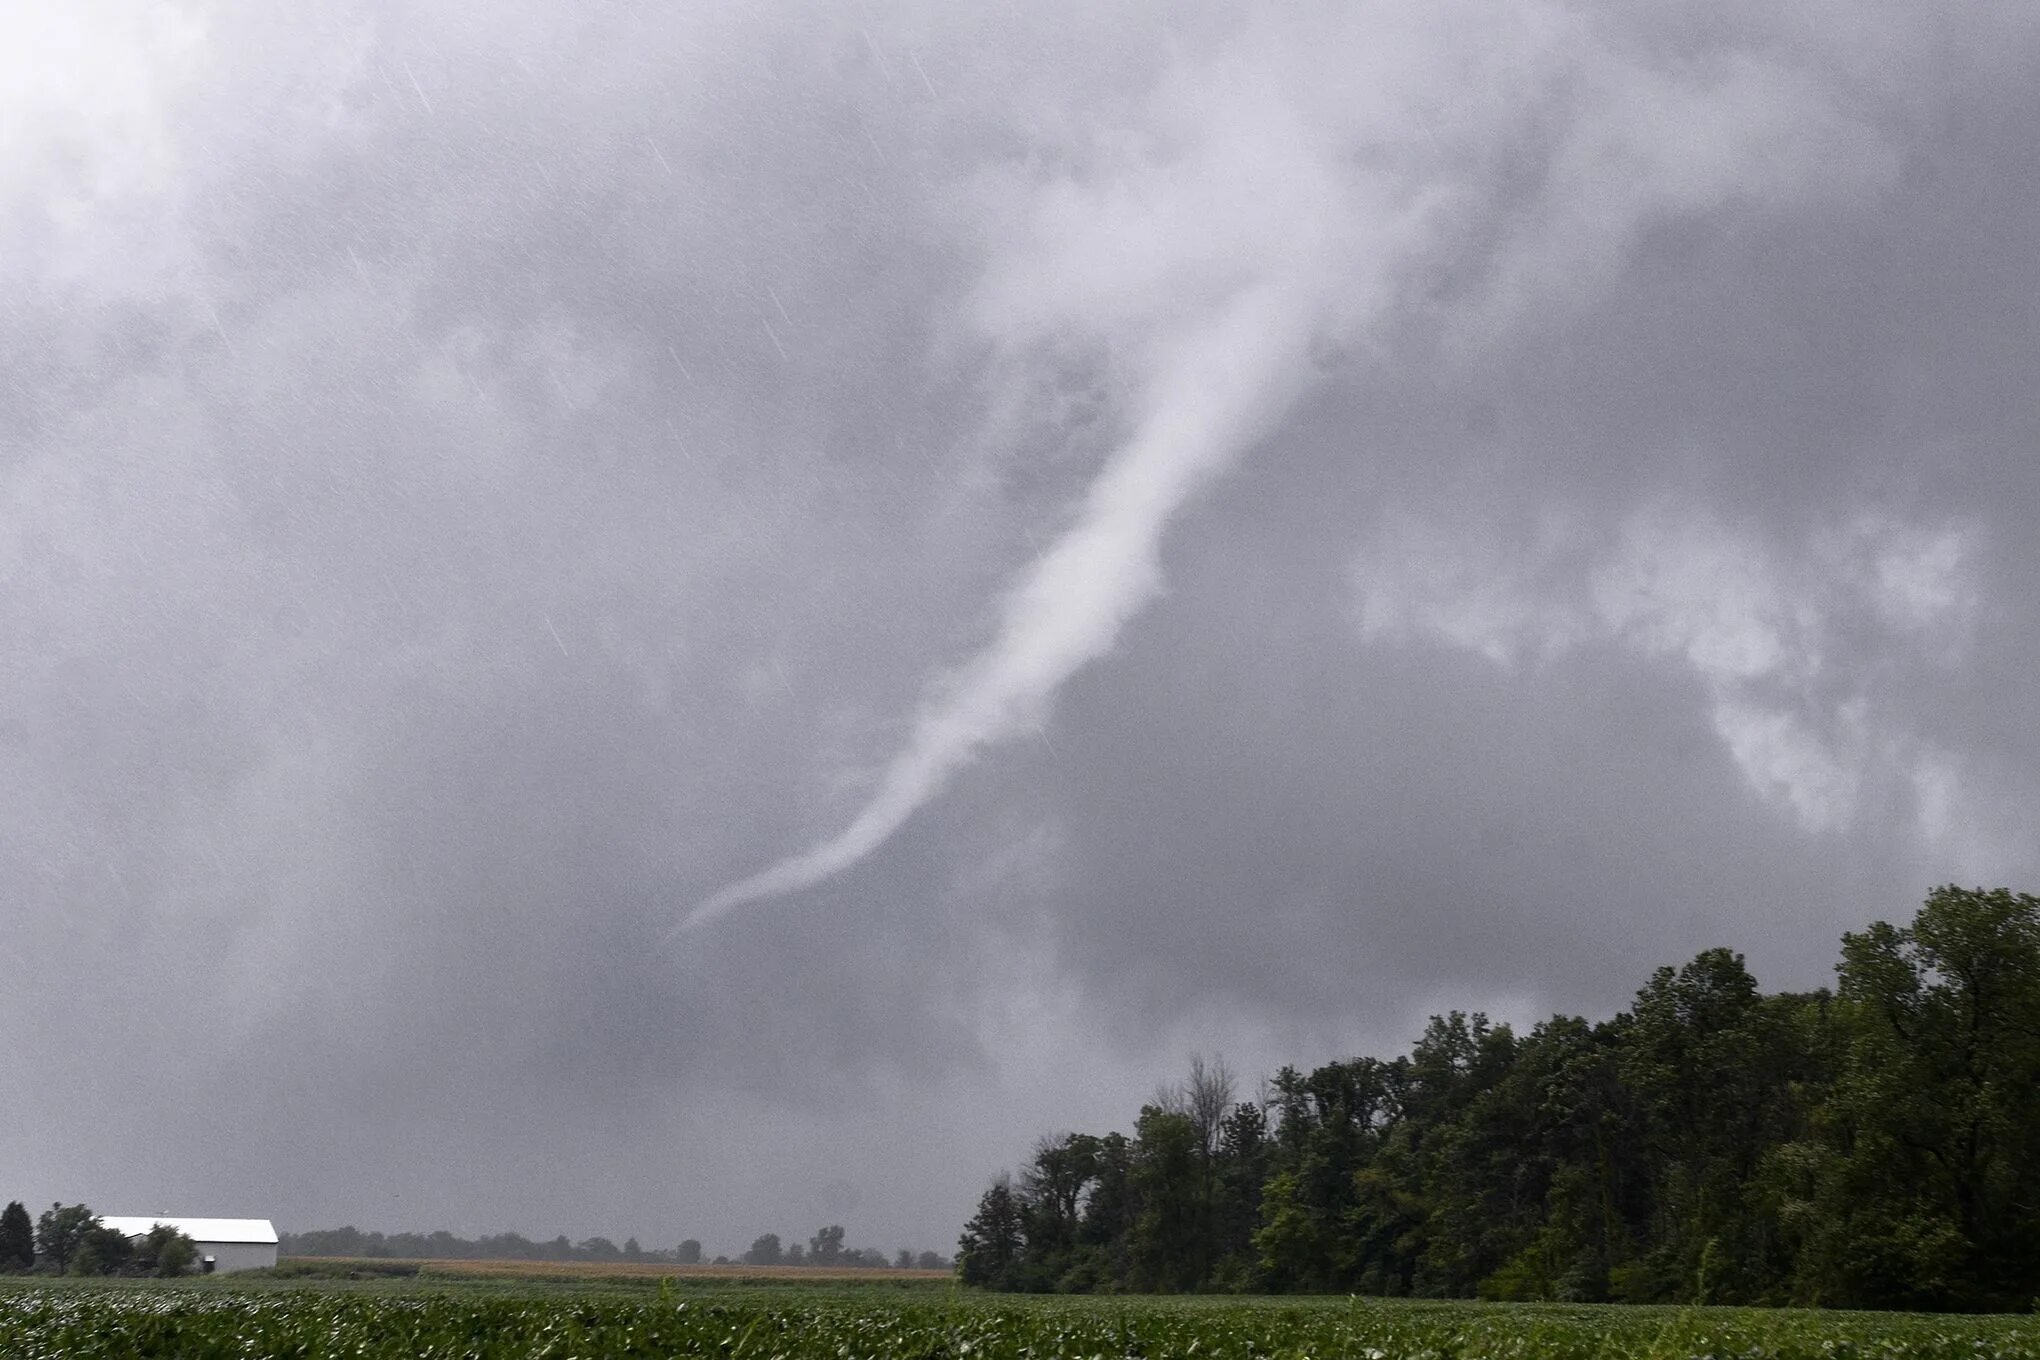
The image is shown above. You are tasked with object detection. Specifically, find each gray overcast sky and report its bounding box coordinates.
[6,0,2038,1256]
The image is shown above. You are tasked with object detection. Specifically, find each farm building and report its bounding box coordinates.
[99,1216,279,1274]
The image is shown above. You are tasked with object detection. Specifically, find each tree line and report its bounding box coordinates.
[282,1223,950,1272]
[0,1202,199,1277]
[736,1227,949,1272]
[956,886,2040,1312]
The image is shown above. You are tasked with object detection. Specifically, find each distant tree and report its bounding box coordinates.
[808,1224,845,1266]
[69,1222,135,1277]
[895,1248,914,1270]
[623,1237,641,1261]
[743,1233,782,1266]
[784,1241,805,1265]
[475,1232,541,1259]
[712,1254,731,1265]
[138,1224,198,1278]
[0,1202,32,1273]
[34,1204,95,1275]
[677,1239,702,1265]
[282,1226,381,1258]
[916,1250,947,1271]
[578,1236,621,1260]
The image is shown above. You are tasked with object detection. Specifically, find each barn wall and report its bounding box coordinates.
[199,1241,279,1274]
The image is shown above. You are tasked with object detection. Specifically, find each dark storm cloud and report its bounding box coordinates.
[5,0,2038,1251]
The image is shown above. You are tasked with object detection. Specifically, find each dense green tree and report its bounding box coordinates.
[68,1222,135,1276]
[1811,887,2040,1310]
[956,1177,1025,1289]
[0,1202,32,1273]
[1009,1133,1102,1289]
[1255,1056,1394,1291]
[742,1233,782,1266]
[1129,1106,1206,1291]
[34,1204,95,1275]
[1613,949,1819,1303]
[1210,1100,1273,1287]
[137,1224,198,1278]
[1473,1015,1645,1302]
[1079,1133,1136,1248]
[956,888,2040,1312]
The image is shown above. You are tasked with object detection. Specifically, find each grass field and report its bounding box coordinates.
[4,1270,2038,1359]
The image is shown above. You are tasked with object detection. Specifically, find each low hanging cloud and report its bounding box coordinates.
[683,2,1901,930]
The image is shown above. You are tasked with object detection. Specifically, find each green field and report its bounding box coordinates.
[4,1275,2039,1359]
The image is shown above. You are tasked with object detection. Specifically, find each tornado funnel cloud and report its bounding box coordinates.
[679,285,1316,933]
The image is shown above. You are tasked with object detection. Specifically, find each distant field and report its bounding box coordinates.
[6,1278,2040,1359]
[280,1255,954,1284]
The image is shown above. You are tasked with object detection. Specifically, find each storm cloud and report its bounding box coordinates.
[6,0,2039,1253]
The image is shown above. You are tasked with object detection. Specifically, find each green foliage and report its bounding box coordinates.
[0,1202,32,1273]
[33,1205,96,1276]
[137,1225,199,1278]
[266,1258,424,1279]
[18,1210,195,1278]
[956,1177,1025,1290]
[959,886,2040,1312]
[66,1224,134,1277]
[2,1283,2039,1358]
[1130,1107,1205,1291]
[1814,887,2040,1311]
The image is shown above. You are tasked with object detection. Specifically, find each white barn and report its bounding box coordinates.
[100,1217,279,1274]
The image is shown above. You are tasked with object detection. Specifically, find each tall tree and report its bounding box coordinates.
[34,1204,95,1275]
[1255,1057,1393,1292]
[956,1176,1025,1290]
[1129,1106,1206,1291]
[1617,949,1809,1302]
[0,1202,32,1273]
[1211,1099,1272,1286]
[69,1222,135,1276]
[137,1224,198,1278]
[1816,887,2040,1310]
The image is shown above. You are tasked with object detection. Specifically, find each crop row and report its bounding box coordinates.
[3,1288,2039,1360]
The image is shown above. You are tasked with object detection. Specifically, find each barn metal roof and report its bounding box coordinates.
[99,1216,279,1245]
